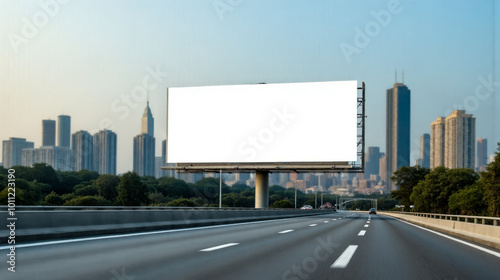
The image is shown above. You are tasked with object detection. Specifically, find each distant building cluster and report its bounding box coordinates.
[1,77,493,195]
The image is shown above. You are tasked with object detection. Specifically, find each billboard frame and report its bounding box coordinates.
[162,81,365,174]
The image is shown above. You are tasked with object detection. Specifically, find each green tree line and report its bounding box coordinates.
[1,164,360,208]
[390,142,500,217]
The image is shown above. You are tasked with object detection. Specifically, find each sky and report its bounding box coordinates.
[1,0,499,174]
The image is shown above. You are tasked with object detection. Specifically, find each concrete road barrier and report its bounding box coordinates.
[0,206,332,243]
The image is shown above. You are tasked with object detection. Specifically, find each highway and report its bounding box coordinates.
[1,212,499,280]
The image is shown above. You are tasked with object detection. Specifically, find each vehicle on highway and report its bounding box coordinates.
[369,208,377,214]
[300,205,313,210]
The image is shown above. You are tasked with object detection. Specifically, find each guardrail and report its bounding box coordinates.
[397,212,500,226]
[381,211,500,250]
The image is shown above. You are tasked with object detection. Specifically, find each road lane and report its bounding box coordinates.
[0,211,498,280]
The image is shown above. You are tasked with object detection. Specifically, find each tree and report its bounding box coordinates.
[74,185,99,196]
[116,172,149,206]
[157,177,193,198]
[478,142,500,217]
[95,174,120,201]
[271,200,293,208]
[64,196,111,206]
[410,167,479,213]
[391,165,430,209]
[167,198,195,207]
[44,191,64,206]
[448,185,486,215]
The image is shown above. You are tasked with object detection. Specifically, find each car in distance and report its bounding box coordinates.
[369,208,377,215]
[301,205,313,210]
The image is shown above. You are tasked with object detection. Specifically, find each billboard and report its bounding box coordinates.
[166,80,358,165]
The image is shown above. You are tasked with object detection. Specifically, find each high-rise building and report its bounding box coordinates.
[133,102,156,176]
[93,130,117,175]
[42,119,56,146]
[430,117,446,168]
[444,110,475,169]
[57,115,71,148]
[72,130,93,171]
[141,101,154,137]
[386,83,411,191]
[365,146,382,177]
[22,146,73,171]
[379,153,386,184]
[2,138,34,168]
[477,138,488,171]
[417,133,430,168]
[133,134,155,176]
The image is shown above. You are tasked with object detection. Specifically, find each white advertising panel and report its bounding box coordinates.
[167,81,358,163]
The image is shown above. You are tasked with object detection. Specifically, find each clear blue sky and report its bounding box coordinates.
[1,0,498,174]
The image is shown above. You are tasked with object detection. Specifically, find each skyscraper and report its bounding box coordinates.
[57,115,71,148]
[133,102,156,176]
[365,146,381,177]
[386,82,411,191]
[72,130,93,171]
[93,129,117,175]
[161,139,177,178]
[42,119,56,146]
[430,117,446,168]
[417,133,430,168]
[133,134,155,176]
[2,137,34,168]
[444,110,475,169]
[477,138,488,171]
[141,101,154,137]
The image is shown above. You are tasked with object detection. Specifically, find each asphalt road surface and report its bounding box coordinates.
[1,211,499,280]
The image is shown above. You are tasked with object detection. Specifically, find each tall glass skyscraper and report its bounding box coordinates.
[42,119,56,146]
[93,129,117,175]
[72,130,93,171]
[57,115,71,148]
[2,137,34,168]
[386,83,411,191]
[133,102,155,176]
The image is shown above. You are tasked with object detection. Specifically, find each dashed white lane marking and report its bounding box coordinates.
[279,230,294,234]
[200,243,239,252]
[358,230,366,236]
[367,221,370,223]
[364,225,369,228]
[332,219,337,221]
[309,224,318,227]
[324,221,329,223]
[331,245,358,268]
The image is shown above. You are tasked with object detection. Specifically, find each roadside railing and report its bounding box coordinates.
[390,211,500,226]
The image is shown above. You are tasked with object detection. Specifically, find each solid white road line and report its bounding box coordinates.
[200,243,239,252]
[358,230,366,236]
[279,230,294,234]
[0,218,297,250]
[396,219,500,258]
[309,224,318,227]
[331,245,358,268]
[364,224,369,228]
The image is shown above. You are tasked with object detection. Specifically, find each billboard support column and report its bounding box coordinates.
[255,170,269,208]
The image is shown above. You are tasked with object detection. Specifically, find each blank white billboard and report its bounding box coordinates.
[167,80,358,163]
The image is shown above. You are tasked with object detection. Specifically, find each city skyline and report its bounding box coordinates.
[1,1,498,174]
